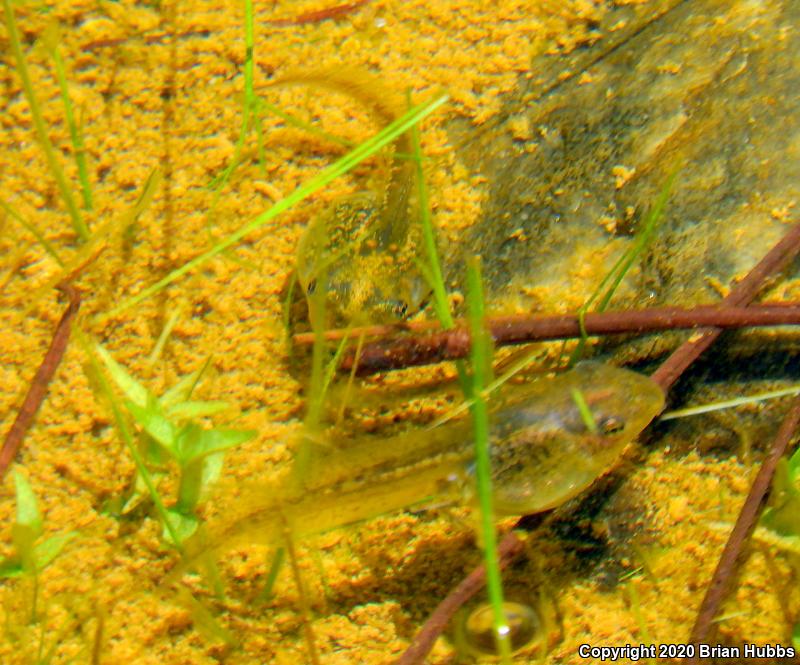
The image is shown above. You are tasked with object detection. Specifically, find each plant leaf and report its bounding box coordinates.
[126,397,177,452]
[165,400,230,420]
[13,471,42,536]
[0,557,23,579]
[95,343,149,407]
[201,452,225,491]
[177,426,256,464]
[162,509,199,545]
[11,523,39,572]
[160,369,202,408]
[33,531,76,571]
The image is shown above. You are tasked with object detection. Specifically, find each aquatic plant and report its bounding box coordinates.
[0,472,80,663]
[92,343,256,544]
[759,440,800,623]
[465,254,512,662]
[1,0,88,240]
[0,472,76,601]
[567,167,678,365]
[40,22,93,212]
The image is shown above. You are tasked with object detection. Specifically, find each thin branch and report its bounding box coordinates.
[266,0,372,26]
[0,284,81,480]
[651,221,800,392]
[309,303,800,376]
[687,395,800,661]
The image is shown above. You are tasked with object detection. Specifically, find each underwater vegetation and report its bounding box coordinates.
[3,0,800,663]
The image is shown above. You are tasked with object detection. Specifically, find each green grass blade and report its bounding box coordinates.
[2,0,88,240]
[465,255,511,662]
[258,547,286,602]
[44,25,93,211]
[147,306,182,364]
[0,197,64,266]
[408,92,472,394]
[661,385,800,421]
[568,168,677,365]
[205,0,258,194]
[107,92,449,318]
[292,248,329,488]
[596,168,678,313]
[570,387,598,434]
[94,343,149,407]
[411,96,451,329]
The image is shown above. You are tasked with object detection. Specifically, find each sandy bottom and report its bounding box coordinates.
[0,0,797,662]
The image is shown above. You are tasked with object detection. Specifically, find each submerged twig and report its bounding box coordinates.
[651,221,800,392]
[0,284,81,481]
[266,0,372,26]
[687,395,800,661]
[304,303,800,375]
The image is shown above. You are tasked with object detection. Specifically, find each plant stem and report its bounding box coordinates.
[50,42,93,210]
[2,0,88,240]
[465,255,511,662]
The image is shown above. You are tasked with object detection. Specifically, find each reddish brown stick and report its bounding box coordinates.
[686,395,800,663]
[266,0,372,26]
[327,303,800,375]
[295,302,800,347]
[651,222,800,392]
[397,222,800,665]
[0,284,81,481]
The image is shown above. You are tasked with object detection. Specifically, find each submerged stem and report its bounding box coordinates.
[465,256,511,662]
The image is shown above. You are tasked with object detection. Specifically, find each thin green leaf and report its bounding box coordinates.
[126,398,177,452]
[11,523,38,571]
[33,531,76,571]
[571,387,598,434]
[0,558,23,578]
[177,424,255,464]
[165,400,230,421]
[79,332,184,552]
[119,470,165,516]
[159,369,202,408]
[465,256,511,662]
[200,451,225,492]
[162,509,199,545]
[13,471,42,535]
[2,0,88,240]
[0,197,64,266]
[95,343,149,407]
[176,457,204,514]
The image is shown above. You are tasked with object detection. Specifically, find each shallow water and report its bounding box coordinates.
[1,0,799,662]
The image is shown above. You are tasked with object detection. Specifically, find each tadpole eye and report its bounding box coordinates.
[599,415,625,435]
